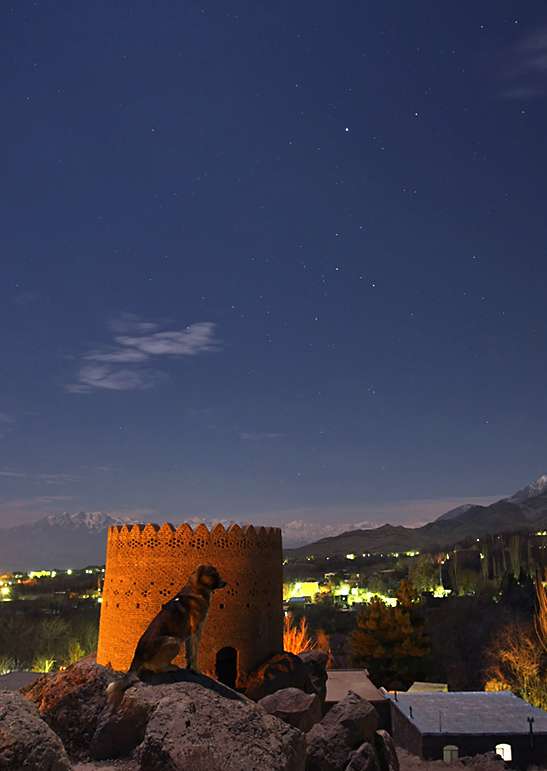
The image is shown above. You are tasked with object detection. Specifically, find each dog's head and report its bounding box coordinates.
[195,564,227,591]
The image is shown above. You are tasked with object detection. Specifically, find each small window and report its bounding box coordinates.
[495,744,512,762]
[443,745,459,762]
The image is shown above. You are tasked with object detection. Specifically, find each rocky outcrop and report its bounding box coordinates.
[135,681,305,771]
[17,657,399,771]
[306,691,380,771]
[90,681,159,760]
[245,652,315,701]
[346,742,381,771]
[0,689,72,771]
[259,688,322,733]
[374,730,399,771]
[298,651,329,705]
[90,668,249,760]
[23,656,115,759]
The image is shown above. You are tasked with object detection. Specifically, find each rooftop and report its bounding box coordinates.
[388,692,547,735]
[326,669,385,703]
[0,671,41,692]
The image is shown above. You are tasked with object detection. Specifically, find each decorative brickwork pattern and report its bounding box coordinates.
[96,523,283,687]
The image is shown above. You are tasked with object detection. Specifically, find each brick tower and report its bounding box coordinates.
[96,522,283,688]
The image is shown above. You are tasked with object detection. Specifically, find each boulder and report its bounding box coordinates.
[306,692,380,771]
[136,680,306,771]
[90,682,158,760]
[92,667,248,760]
[373,731,399,771]
[245,652,314,701]
[259,687,322,733]
[299,651,329,704]
[345,742,381,771]
[23,656,116,759]
[0,689,72,771]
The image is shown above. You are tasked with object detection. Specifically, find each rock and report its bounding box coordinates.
[91,667,248,760]
[259,688,322,733]
[306,692,380,771]
[136,680,306,771]
[345,742,381,771]
[0,689,72,771]
[23,656,116,759]
[298,651,329,705]
[374,731,399,771]
[90,682,157,760]
[315,691,379,745]
[245,652,314,701]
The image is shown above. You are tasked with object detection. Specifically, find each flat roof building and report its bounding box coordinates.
[0,671,41,691]
[388,691,547,769]
[326,669,389,726]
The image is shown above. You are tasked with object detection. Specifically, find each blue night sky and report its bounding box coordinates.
[2,2,547,543]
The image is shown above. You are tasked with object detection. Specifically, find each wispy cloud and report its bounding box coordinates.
[502,26,547,99]
[0,471,78,485]
[66,315,220,393]
[240,432,286,441]
[0,496,74,527]
[0,412,15,440]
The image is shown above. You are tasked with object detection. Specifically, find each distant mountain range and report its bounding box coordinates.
[0,512,127,571]
[3,474,547,570]
[286,474,547,558]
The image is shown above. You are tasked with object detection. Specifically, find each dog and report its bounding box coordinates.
[106,564,227,707]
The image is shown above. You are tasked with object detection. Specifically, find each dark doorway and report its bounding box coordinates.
[216,646,238,689]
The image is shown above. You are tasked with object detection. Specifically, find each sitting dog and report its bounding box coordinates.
[106,563,227,707]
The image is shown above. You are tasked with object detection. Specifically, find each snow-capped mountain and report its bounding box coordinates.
[288,472,547,557]
[0,512,139,571]
[436,503,475,522]
[44,511,127,531]
[510,474,547,504]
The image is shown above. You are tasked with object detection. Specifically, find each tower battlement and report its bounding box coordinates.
[97,522,283,687]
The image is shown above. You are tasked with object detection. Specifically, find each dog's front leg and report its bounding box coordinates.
[185,635,195,671]
[191,628,202,673]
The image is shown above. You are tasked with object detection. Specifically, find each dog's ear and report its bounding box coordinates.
[196,564,207,580]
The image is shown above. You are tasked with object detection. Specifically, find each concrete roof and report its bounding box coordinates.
[0,671,41,691]
[408,682,448,693]
[388,691,547,736]
[326,669,385,703]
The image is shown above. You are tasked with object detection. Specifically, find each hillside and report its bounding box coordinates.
[0,512,128,571]
[286,475,547,558]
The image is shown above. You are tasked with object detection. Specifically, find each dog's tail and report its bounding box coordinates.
[106,670,140,709]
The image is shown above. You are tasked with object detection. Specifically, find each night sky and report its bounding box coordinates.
[3,2,547,544]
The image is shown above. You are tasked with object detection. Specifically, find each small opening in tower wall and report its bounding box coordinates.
[216,646,238,689]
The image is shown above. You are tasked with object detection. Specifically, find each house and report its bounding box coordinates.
[0,671,41,691]
[408,681,448,693]
[326,669,389,726]
[388,691,547,768]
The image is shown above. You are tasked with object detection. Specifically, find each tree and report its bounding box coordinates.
[396,579,420,608]
[350,595,429,689]
[484,621,547,708]
[535,576,547,652]
[66,639,86,666]
[31,656,56,673]
[283,614,317,655]
[37,617,70,660]
[408,555,439,594]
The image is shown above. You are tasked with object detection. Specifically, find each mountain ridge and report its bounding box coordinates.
[0,512,133,571]
[286,474,547,557]
[2,474,547,569]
